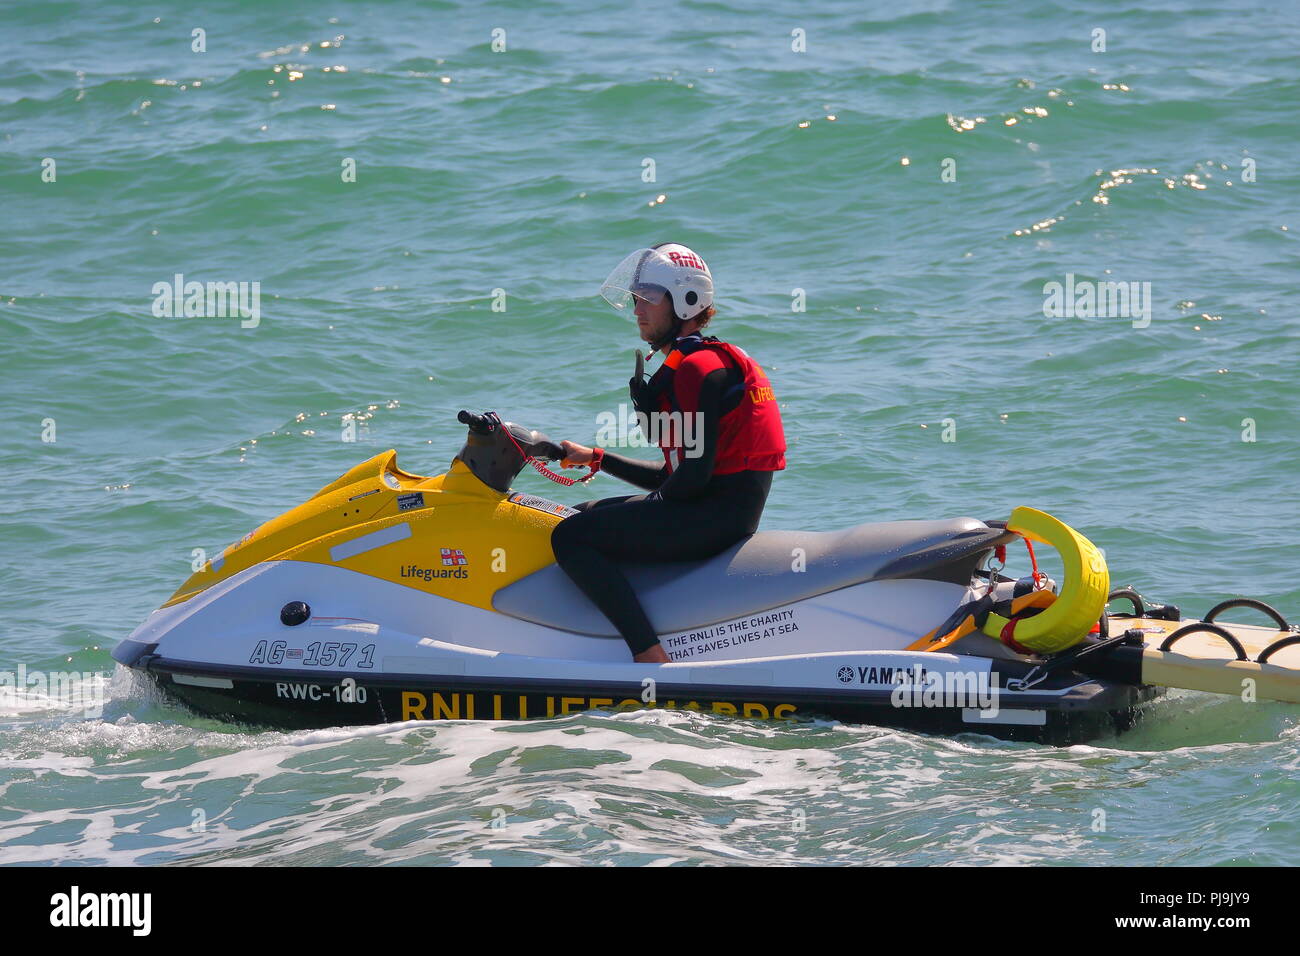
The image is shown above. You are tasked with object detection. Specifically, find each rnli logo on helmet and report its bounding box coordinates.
[666,250,705,270]
[837,666,854,684]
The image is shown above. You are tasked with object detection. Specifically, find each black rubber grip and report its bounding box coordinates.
[1106,588,1146,617]
[458,410,495,434]
[1257,635,1300,664]
[1158,623,1248,661]
[1203,598,1290,631]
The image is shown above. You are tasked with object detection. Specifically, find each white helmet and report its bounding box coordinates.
[599,243,714,321]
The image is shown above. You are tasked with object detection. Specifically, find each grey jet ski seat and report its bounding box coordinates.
[492,517,1001,637]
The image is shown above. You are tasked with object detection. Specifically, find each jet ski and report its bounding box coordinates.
[113,410,1300,745]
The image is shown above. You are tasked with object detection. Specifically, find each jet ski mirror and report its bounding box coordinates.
[455,409,563,492]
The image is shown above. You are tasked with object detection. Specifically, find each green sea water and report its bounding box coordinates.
[1,0,1297,865]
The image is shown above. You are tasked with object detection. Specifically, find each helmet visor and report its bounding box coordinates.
[598,248,672,315]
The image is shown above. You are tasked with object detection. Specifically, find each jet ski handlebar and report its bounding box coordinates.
[455,409,570,492]
[457,409,496,435]
[457,409,563,460]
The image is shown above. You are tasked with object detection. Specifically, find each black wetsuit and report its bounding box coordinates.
[550,335,774,656]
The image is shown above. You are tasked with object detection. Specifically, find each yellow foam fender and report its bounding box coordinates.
[980,507,1110,654]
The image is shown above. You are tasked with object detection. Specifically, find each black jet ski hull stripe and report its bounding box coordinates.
[130,656,1162,746]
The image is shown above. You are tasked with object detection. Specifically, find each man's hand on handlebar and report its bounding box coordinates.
[559,440,594,468]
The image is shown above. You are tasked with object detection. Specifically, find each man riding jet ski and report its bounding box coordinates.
[109,249,1300,743]
[553,244,787,664]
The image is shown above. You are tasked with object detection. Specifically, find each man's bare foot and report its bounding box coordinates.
[632,644,671,663]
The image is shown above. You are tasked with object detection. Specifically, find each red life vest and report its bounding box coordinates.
[652,338,786,475]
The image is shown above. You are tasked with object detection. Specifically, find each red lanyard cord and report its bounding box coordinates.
[1022,535,1049,590]
[992,535,1049,591]
[497,424,599,487]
